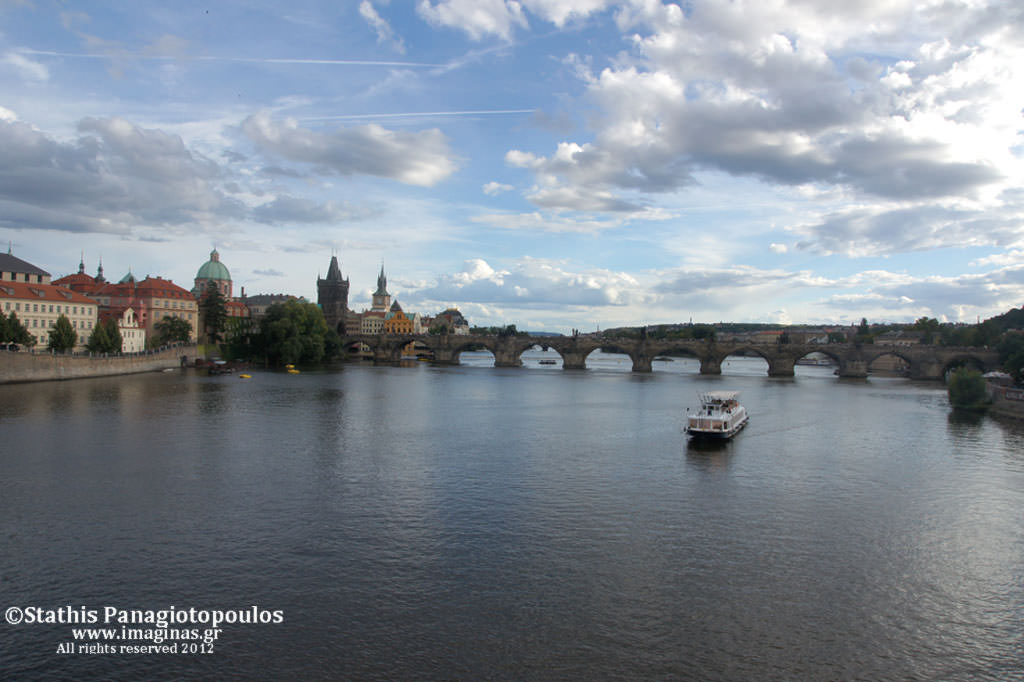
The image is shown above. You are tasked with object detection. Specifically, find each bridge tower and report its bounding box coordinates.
[317,255,350,334]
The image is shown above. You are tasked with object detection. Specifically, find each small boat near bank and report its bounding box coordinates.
[685,391,748,440]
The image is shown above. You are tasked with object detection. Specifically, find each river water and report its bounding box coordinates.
[2,351,1023,681]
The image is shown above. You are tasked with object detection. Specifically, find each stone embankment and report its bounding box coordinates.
[0,345,197,385]
[988,384,1024,420]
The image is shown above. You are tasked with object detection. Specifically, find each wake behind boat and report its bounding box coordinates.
[685,391,748,440]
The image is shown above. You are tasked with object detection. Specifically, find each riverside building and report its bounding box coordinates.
[1,250,98,349]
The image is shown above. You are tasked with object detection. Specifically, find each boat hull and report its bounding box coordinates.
[685,414,749,440]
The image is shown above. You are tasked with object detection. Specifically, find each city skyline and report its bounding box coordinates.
[1,1,1022,333]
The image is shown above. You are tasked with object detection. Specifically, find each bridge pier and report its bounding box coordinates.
[908,360,943,381]
[561,351,588,370]
[767,357,795,377]
[699,357,722,375]
[837,358,869,378]
[430,347,460,366]
[372,346,402,366]
[631,354,653,373]
[493,350,522,368]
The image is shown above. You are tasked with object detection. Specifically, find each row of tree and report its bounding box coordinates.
[219,298,341,366]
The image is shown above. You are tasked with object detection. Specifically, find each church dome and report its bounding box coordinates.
[196,249,231,281]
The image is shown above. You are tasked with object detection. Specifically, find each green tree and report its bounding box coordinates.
[221,317,256,361]
[855,318,873,344]
[104,318,122,352]
[86,318,124,353]
[947,367,989,410]
[998,333,1024,385]
[47,314,77,352]
[691,324,716,341]
[85,320,112,352]
[827,331,846,344]
[0,310,8,342]
[256,299,333,366]
[153,316,193,346]
[199,280,228,345]
[2,311,34,347]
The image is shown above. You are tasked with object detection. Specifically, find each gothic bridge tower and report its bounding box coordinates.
[317,255,350,333]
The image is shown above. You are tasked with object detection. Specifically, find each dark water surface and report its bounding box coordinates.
[2,353,1023,680]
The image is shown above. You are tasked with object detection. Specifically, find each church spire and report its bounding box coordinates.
[325,255,344,282]
[374,263,388,296]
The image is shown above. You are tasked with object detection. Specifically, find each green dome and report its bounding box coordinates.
[196,249,231,281]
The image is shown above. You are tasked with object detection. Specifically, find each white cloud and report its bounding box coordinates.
[241,112,458,187]
[508,0,1024,258]
[413,257,646,308]
[483,181,513,195]
[416,0,528,41]
[2,51,49,81]
[769,243,788,253]
[359,1,406,54]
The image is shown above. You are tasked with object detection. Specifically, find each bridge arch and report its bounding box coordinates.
[716,346,772,375]
[864,349,914,377]
[939,353,990,380]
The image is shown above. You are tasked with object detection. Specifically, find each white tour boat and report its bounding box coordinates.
[685,391,749,439]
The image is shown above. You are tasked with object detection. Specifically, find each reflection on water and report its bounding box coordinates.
[1,359,1023,681]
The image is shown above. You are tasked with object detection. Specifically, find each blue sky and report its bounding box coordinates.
[1,1,1022,332]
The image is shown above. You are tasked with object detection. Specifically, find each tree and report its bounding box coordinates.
[947,367,989,411]
[199,280,228,345]
[105,318,122,352]
[855,318,873,344]
[828,331,846,344]
[255,299,333,366]
[47,314,77,352]
[86,318,124,353]
[85,320,112,353]
[691,324,716,341]
[998,333,1024,385]
[0,310,8,343]
[1,311,34,347]
[153,316,192,346]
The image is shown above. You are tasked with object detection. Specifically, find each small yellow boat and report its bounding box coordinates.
[287,368,300,374]
[239,374,252,379]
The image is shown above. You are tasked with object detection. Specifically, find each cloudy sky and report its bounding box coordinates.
[2,1,1022,332]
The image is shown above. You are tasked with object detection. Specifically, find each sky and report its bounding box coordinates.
[1,0,1022,333]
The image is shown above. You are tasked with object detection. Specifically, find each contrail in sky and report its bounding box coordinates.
[21,49,444,68]
[305,110,536,120]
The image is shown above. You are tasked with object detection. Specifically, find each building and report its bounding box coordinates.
[360,310,386,335]
[371,265,391,312]
[433,308,470,335]
[317,255,350,334]
[383,300,413,334]
[55,261,200,345]
[242,293,296,320]
[99,306,146,353]
[1,250,98,348]
[193,249,233,299]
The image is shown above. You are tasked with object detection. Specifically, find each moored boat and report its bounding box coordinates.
[685,391,748,439]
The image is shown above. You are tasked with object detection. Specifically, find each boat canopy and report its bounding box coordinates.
[700,391,740,403]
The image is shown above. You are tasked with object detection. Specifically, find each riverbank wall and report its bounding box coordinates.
[0,345,197,385]
[988,384,1024,420]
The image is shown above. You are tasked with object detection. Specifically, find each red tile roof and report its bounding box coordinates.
[0,281,98,305]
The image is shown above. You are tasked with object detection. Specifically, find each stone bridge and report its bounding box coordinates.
[341,333,1000,381]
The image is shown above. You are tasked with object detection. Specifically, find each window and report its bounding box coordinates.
[49,305,53,313]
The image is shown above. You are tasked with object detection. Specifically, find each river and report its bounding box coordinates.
[2,351,1022,680]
